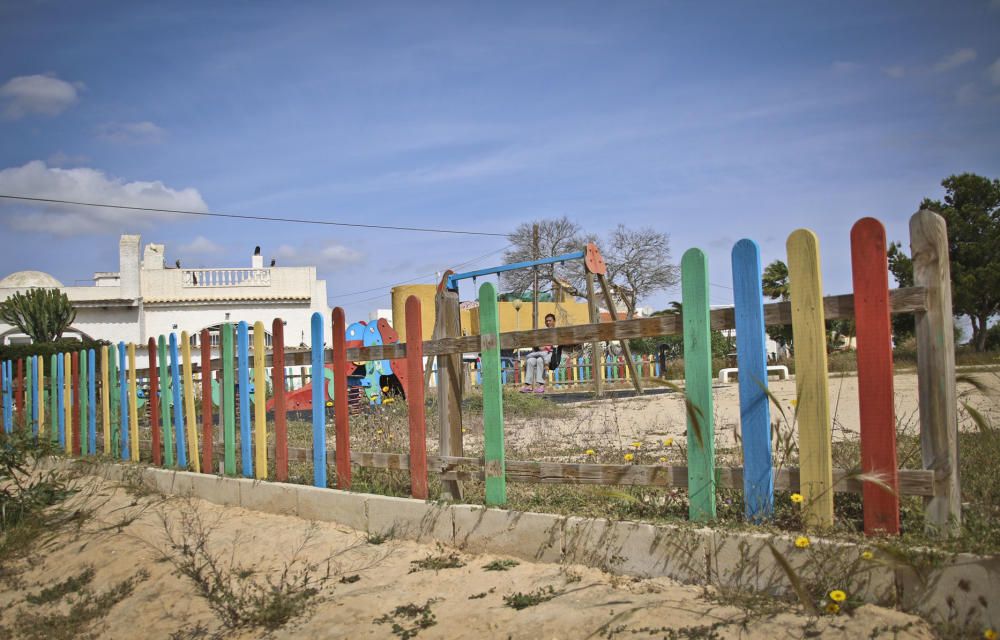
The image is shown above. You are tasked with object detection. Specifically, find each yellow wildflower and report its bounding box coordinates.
[983,629,998,640]
[659,457,667,463]
[382,386,390,392]
[790,493,804,504]
[624,453,635,462]
[829,590,847,603]
[383,398,395,404]
[790,399,798,407]
[794,536,810,549]
[663,438,673,446]
[861,550,874,561]
[585,449,596,456]
[376,429,383,435]
[631,441,642,448]
[825,603,840,615]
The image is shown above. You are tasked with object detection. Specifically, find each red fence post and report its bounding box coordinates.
[332,308,351,490]
[272,318,288,483]
[148,338,162,466]
[200,329,212,473]
[405,296,429,499]
[852,218,901,534]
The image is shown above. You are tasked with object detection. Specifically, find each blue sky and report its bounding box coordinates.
[1,1,998,320]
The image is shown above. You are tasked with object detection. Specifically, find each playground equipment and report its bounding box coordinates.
[444,242,642,397]
[265,316,408,412]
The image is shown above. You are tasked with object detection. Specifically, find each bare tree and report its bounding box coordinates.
[500,217,592,295]
[602,225,679,318]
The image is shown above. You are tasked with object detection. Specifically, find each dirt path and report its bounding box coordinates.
[500,370,999,453]
[0,476,935,639]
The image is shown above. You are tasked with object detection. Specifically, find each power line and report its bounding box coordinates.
[0,194,508,237]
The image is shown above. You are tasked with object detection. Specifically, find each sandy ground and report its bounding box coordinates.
[0,476,935,640]
[501,370,1000,453]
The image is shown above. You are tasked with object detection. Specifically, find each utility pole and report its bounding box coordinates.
[532,223,539,329]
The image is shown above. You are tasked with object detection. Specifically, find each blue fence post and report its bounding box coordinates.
[310,312,327,488]
[119,342,129,461]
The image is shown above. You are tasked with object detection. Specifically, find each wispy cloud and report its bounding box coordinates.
[47,151,90,167]
[0,74,83,119]
[831,61,860,75]
[0,160,207,235]
[97,121,166,144]
[882,65,906,79]
[178,235,223,255]
[989,58,1000,86]
[274,242,364,269]
[931,48,976,73]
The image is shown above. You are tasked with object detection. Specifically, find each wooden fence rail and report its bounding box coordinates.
[0,210,960,538]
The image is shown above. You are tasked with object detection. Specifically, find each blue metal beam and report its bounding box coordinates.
[447,250,585,290]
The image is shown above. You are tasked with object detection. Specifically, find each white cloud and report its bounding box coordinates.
[97,121,166,144]
[0,160,208,235]
[989,58,1000,86]
[178,235,223,255]
[882,65,906,79]
[931,48,976,73]
[0,74,83,119]
[274,242,364,270]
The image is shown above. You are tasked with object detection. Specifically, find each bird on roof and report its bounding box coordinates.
[270,258,276,267]
[175,259,181,268]
[254,246,261,255]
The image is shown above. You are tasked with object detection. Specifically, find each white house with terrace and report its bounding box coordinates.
[0,235,329,358]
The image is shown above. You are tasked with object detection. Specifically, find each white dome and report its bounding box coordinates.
[0,270,64,289]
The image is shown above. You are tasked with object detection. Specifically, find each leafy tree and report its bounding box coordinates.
[0,288,76,343]
[760,259,849,352]
[920,173,1000,352]
[886,241,916,343]
[761,260,794,350]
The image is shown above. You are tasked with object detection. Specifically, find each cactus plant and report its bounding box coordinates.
[0,288,77,343]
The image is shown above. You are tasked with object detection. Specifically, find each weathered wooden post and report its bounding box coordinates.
[433,273,464,500]
[910,209,961,536]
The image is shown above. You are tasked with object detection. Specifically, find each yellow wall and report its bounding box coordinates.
[390,284,437,342]
[391,284,591,341]
[466,300,590,335]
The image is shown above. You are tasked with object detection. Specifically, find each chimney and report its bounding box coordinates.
[252,246,263,269]
[119,235,141,299]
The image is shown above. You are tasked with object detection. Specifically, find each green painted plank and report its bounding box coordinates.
[158,336,174,467]
[681,248,716,522]
[478,282,506,506]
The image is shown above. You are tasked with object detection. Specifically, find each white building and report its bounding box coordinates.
[0,235,329,354]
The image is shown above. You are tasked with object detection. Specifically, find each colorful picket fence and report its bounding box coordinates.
[0,210,959,537]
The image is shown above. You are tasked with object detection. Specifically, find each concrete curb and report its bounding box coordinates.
[51,458,998,626]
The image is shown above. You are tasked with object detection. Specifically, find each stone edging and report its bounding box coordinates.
[55,459,999,627]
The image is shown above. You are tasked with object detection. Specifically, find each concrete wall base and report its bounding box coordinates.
[51,458,998,628]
